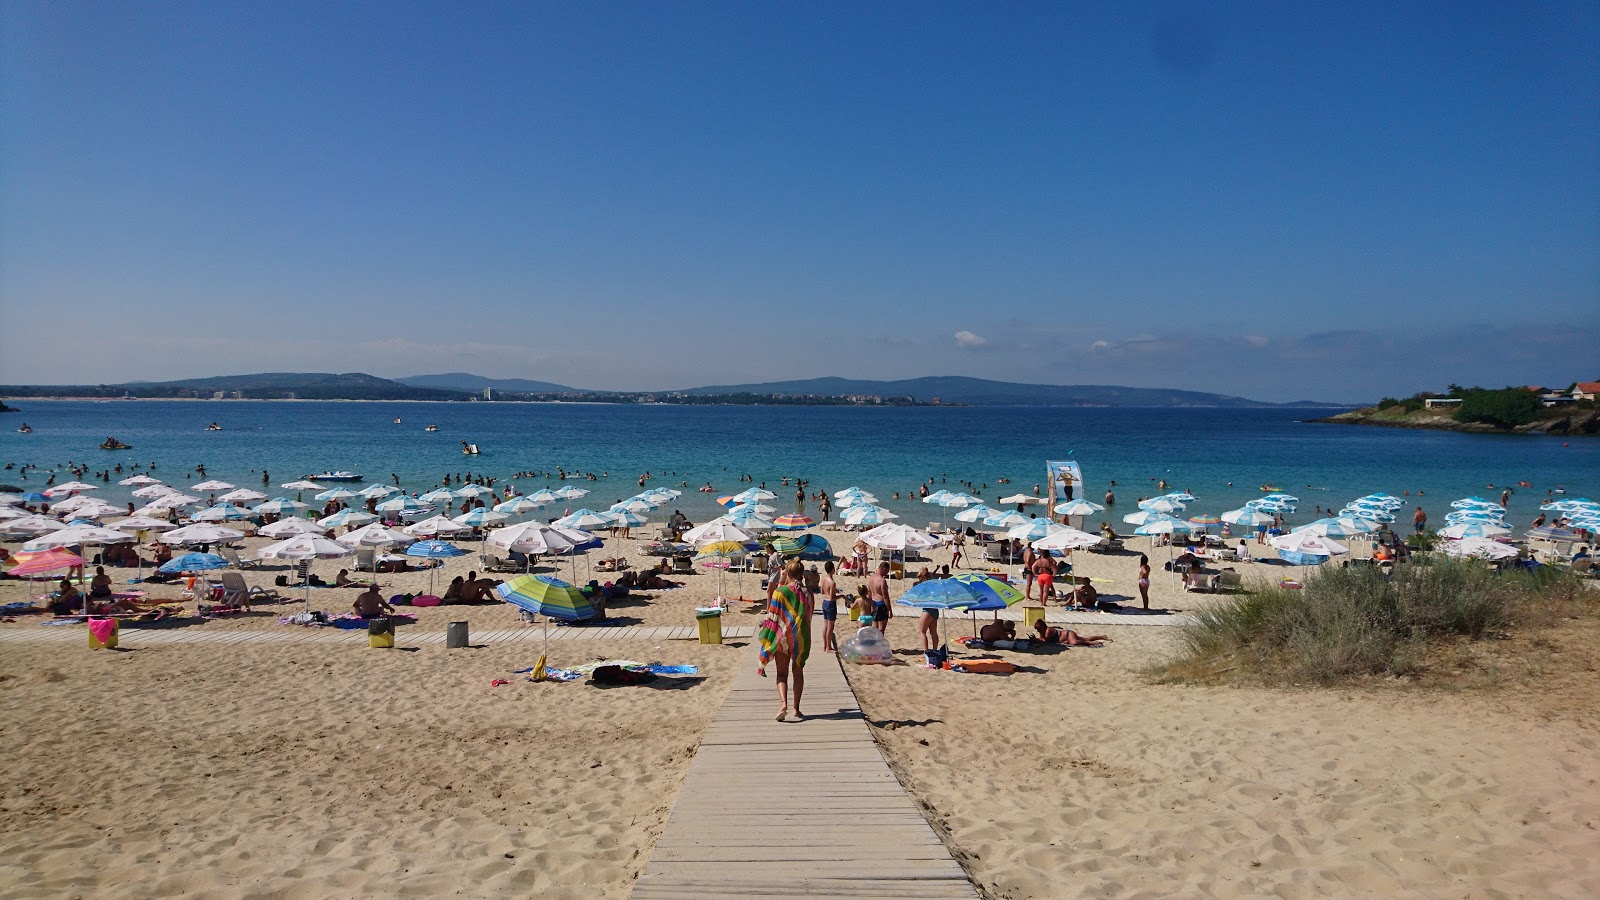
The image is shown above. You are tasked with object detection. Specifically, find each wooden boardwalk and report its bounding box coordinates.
[631,649,978,899]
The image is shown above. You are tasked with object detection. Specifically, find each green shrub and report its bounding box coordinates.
[1158,559,1586,684]
[1454,387,1541,429]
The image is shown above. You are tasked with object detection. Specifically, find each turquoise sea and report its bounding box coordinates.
[2,401,1595,531]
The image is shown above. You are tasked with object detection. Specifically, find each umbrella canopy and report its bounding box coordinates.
[1437,521,1513,539]
[190,480,235,491]
[258,517,326,538]
[454,484,496,498]
[922,490,954,504]
[841,505,898,526]
[356,484,399,499]
[833,487,874,500]
[682,521,757,545]
[894,578,983,610]
[495,574,598,621]
[937,493,981,508]
[256,534,355,561]
[317,508,377,529]
[769,537,805,556]
[44,481,100,496]
[487,521,580,555]
[953,504,1001,523]
[998,493,1044,505]
[217,488,268,503]
[193,504,253,522]
[555,509,613,530]
[1524,526,1582,543]
[1222,506,1275,526]
[453,508,510,527]
[1007,518,1066,542]
[552,486,589,501]
[1293,517,1366,538]
[0,514,68,536]
[983,511,1031,529]
[107,515,177,531]
[21,525,134,552]
[132,484,183,499]
[6,548,86,576]
[728,501,777,515]
[693,540,750,561]
[858,523,940,552]
[733,487,777,503]
[253,498,310,516]
[16,491,51,503]
[336,523,415,547]
[1054,499,1106,516]
[146,493,202,510]
[57,499,125,519]
[280,480,324,491]
[118,475,162,486]
[1133,515,1197,537]
[720,509,775,531]
[418,488,460,504]
[1269,532,1349,556]
[405,539,468,559]
[158,552,228,574]
[606,508,649,527]
[1123,508,1175,527]
[159,523,246,545]
[1030,527,1105,551]
[949,573,1026,610]
[1261,493,1299,503]
[374,496,433,516]
[404,514,471,537]
[1443,537,1520,560]
[610,498,657,513]
[314,487,360,502]
[494,496,546,515]
[1188,514,1222,526]
[1450,497,1499,509]
[1136,497,1187,514]
[772,514,814,531]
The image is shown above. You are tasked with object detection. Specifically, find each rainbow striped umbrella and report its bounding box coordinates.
[772,514,814,531]
[496,574,599,659]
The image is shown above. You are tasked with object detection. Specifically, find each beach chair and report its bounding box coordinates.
[481,552,517,573]
[219,572,282,606]
[1216,570,1244,591]
[354,546,376,572]
[672,556,694,575]
[219,546,261,569]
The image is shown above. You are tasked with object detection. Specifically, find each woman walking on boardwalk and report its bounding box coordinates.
[759,559,814,722]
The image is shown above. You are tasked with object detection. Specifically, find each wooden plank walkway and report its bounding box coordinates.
[0,624,756,646]
[631,649,978,899]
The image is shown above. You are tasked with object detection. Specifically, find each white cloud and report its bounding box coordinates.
[1089,339,1111,352]
[954,330,989,350]
[1243,334,1270,347]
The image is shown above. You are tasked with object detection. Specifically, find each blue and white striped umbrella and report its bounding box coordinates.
[1541,498,1597,512]
[922,490,954,505]
[982,511,1030,529]
[553,486,590,501]
[1222,506,1275,526]
[1261,493,1299,503]
[194,503,253,521]
[1054,499,1106,516]
[721,509,774,530]
[418,488,459,504]
[317,508,376,528]
[405,539,467,559]
[937,492,982,508]
[1134,515,1198,536]
[453,507,509,527]
[455,484,496,498]
[642,488,680,503]
[953,505,1000,523]
[1445,510,1508,524]
[1437,521,1512,539]
[253,497,309,515]
[313,487,360,502]
[555,509,612,530]
[611,498,657,513]
[733,487,777,503]
[1451,497,1498,509]
[1006,517,1065,542]
[158,552,228,574]
[1293,517,1366,538]
[1344,508,1395,524]
[526,489,561,505]
[1122,508,1174,527]
[841,505,897,526]
[606,509,649,527]
[1136,497,1186,514]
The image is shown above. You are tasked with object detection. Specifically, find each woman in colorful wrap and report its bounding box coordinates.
[759,559,813,722]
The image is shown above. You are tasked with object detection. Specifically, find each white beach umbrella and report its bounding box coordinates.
[733,487,777,503]
[683,521,756,545]
[922,490,953,505]
[642,488,681,503]
[375,496,433,517]
[132,484,183,499]
[719,510,775,531]
[553,486,589,501]
[44,481,100,497]
[0,505,29,520]
[1222,506,1275,527]
[858,523,940,552]
[555,509,613,530]
[253,498,310,516]
[218,488,268,504]
[1269,531,1348,556]
[148,493,202,510]
[527,489,561,505]
[194,504,253,522]
[314,487,360,502]
[337,522,415,546]
[1030,527,1105,552]
[1137,497,1187,514]
[1442,537,1519,560]
[998,493,1044,505]
[0,515,68,536]
[190,480,235,492]
[356,484,398,499]
[258,517,326,538]
[1437,521,1513,539]
[281,480,325,492]
[493,496,546,515]
[610,498,656,513]
[953,505,1000,524]
[455,484,497,498]
[418,488,460,505]
[727,501,777,515]
[21,525,134,552]
[606,509,649,528]
[317,508,377,529]
[118,475,162,487]
[404,514,471,537]
[108,515,177,532]
[982,511,1031,529]
[1054,499,1106,516]
[937,493,981,508]
[159,523,246,545]
[453,508,510,528]
[256,534,356,608]
[1007,518,1067,543]
[1122,508,1172,527]
[842,505,898,526]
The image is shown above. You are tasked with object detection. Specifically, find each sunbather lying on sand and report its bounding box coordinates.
[1032,619,1112,646]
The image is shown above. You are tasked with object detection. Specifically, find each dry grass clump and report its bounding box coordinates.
[1157,560,1592,684]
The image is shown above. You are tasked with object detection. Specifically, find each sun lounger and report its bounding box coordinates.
[219,546,262,569]
[672,556,694,575]
[219,572,283,606]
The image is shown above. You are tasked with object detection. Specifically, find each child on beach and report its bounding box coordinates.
[850,584,874,626]
[819,561,840,652]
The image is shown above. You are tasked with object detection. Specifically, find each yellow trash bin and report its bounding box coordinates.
[88,617,119,650]
[1022,604,1046,629]
[695,608,722,645]
[368,617,395,649]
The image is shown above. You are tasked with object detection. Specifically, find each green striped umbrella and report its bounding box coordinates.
[495,574,599,660]
[770,537,805,556]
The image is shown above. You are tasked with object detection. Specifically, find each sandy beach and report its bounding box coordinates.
[4,529,1599,898]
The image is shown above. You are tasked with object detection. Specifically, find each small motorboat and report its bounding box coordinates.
[100,438,133,450]
[309,471,364,482]
[425,425,439,432]
[461,441,481,455]
[205,422,222,431]
[16,424,31,433]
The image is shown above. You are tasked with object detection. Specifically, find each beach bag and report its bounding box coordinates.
[592,665,656,686]
[275,574,289,586]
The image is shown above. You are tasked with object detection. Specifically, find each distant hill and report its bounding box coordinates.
[398,373,579,393]
[670,376,1331,407]
[0,372,469,402]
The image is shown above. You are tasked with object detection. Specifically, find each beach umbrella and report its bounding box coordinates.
[418,488,460,505]
[923,490,953,504]
[314,487,360,502]
[1293,517,1366,539]
[1541,498,1597,512]
[495,574,599,667]
[194,504,253,522]
[553,486,589,501]
[258,517,326,538]
[642,488,680,504]
[1188,513,1222,527]
[317,508,377,529]
[1136,497,1186,514]
[453,508,509,528]
[937,493,980,508]
[7,548,88,603]
[1261,493,1299,503]
[1524,525,1582,543]
[107,515,175,532]
[191,480,235,492]
[772,513,814,531]
[1054,499,1105,516]
[158,552,228,574]
[694,540,749,600]
[494,496,546,515]
[1030,526,1105,552]
[16,491,51,503]
[0,514,68,537]
[403,514,471,538]
[1269,531,1348,569]
[999,493,1044,506]
[1451,497,1498,509]
[833,487,873,500]
[1443,537,1520,561]
[1223,506,1276,527]
[715,494,740,508]
[1437,521,1513,540]
[605,508,649,529]
[1122,508,1173,527]
[953,505,1000,524]
[610,498,656,513]
[1007,518,1066,543]
[834,494,876,510]
[950,572,1026,635]
[405,539,467,595]
[357,484,398,499]
[733,487,777,503]
[147,493,203,511]
[770,537,805,557]
[56,498,124,519]
[21,524,134,552]
[719,509,775,532]
[983,511,1031,529]
[132,484,182,499]
[487,522,580,575]
[841,505,897,527]
[44,481,100,497]
[375,496,433,518]
[555,509,612,530]
[728,501,778,515]
[526,489,560,505]
[253,498,310,516]
[159,523,246,545]
[217,488,268,504]
[281,480,324,493]
[683,521,756,545]
[0,505,24,521]
[894,578,983,611]
[256,534,355,607]
[118,475,162,486]
[336,522,414,548]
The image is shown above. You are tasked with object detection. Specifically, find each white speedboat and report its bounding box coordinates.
[309,471,364,482]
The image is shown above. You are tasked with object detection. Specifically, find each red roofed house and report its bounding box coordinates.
[1573,382,1600,402]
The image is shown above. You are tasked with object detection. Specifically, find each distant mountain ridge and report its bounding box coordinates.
[398,373,579,393]
[0,372,467,402]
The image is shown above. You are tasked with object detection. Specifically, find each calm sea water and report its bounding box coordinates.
[2,401,1595,530]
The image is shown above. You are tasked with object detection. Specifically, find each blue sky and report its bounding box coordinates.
[2,2,1596,403]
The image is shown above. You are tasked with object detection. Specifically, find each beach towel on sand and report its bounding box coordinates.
[758,585,810,675]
